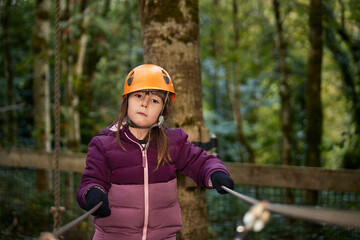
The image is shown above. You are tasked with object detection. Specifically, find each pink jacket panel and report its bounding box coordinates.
[93,178,181,240]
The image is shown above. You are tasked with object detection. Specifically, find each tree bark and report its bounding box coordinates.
[33,0,52,191]
[138,0,208,239]
[305,0,323,205]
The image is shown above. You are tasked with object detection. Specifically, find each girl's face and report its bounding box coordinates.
[127,91,164,127]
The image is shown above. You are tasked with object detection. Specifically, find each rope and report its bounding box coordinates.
[222,186,360,229]
[53,0,62,232]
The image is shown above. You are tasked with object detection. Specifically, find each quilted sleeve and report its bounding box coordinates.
[172,128,230,188]
[76,137,112,210]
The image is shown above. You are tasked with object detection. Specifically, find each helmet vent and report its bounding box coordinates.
[127,71,134,86]
[163,75,170,84]
[162,70,170,84]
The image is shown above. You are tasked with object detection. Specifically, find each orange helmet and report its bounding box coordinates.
[122,64,175,102]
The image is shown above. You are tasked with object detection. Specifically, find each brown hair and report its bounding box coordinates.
[116,91,173,169]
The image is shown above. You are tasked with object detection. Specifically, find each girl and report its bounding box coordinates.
[77,64,234,240]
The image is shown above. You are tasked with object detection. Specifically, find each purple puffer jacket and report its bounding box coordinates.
[77,122,230,240]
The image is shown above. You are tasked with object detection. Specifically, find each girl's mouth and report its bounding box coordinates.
[137,112,147,117]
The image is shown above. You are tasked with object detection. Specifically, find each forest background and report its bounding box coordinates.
[2,0,360,169]
[1,0,360,239]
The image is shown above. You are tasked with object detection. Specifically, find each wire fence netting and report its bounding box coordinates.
[207,185,360,240]
[1,166,359,240]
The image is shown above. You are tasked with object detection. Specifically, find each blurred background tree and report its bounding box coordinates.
[1,0,359,170]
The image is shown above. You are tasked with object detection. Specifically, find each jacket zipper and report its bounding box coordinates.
[125,133,149,240]
[142,149,149,240]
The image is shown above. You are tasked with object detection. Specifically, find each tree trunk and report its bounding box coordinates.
[323,0,360,168]
[58,0,73,211]
[335,1,360,118]
[64,0,88,152]
[83,0,111,115]
[138,0,208,239]
[305,0,323,205]
[335,1,360,126]
[62,0,89,209]
[272,0,295,213]
[33,0,52,192]
[226,0,255,163]
[209,0,221,116]
[2,0,17,146]
[273,0,292,167]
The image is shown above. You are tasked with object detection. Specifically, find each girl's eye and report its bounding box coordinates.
[134,93,143,98]
[152,99,160,104]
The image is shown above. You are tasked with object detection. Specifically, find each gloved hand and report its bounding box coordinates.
[210,171,234,194]
[85,187,111,218]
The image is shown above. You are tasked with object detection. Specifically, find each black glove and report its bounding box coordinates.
[85,187,111,218]
[211,171,234,194]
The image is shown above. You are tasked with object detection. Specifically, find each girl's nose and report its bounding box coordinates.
[141,96,149,108]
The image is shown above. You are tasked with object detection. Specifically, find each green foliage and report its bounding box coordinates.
[200,0,360,167]
[78,0,143,146]
[0,168,90,239]
[0,168,51,238]
[0,0,36,148]
[349,0,360,24]
[2,0,359,167]
[201,0,286,163]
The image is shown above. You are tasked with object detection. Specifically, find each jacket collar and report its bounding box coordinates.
[99,120,141,143]
[99,120,169,148]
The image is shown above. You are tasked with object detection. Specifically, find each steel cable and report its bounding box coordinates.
[39,202,103,239]
[222,186,360,229]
